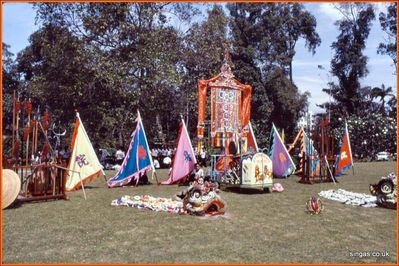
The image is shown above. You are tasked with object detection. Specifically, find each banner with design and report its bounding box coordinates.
[335,122,353,176]
[107,111,154,187]
[66,113,102,191]
[162,118,197,185]
[269,124,296,177]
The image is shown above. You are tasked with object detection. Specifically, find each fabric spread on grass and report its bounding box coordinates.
[111,195,184,214]
[318,189,377,207]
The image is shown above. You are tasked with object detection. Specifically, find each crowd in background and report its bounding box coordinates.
[151,147,176,169]
[97,145,211,170]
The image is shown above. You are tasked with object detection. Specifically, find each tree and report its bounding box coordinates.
[2,43,20,152]
[322,3,375,116]
[377,2,397,69]
[23,2,199,148]
[371,84,396,115]
[332,114,397,160]
[16,24,128,149]
[227,3,314,144]
[181,4,229,135]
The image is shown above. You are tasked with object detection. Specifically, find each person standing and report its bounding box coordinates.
[115,147,125,165]
[200,147,207,166]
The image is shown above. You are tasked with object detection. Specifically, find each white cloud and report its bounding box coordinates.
[318,3,342,21]
[374,2,390,14]
[293,60,330,67]
[295,76,323,84]
[317,2,388,23]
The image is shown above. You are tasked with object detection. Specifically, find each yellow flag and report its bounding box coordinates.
[66,113,102,191]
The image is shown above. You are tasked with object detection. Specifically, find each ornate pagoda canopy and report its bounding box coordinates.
[197,48,252,143]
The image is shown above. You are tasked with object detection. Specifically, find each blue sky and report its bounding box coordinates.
[3,2,397,114]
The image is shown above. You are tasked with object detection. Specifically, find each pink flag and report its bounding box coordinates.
[162,118,197,185]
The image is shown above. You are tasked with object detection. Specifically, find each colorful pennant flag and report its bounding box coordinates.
[162,118,197,185]
[66,112,103,191]
[269,124,296,177]
[335,122,353,176]
[247,121,259,152]
[107,111,154,187]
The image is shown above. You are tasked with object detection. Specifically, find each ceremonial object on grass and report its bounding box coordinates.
[335,122,354,176]
[269,124,296,178]
[162,117,196,185]
[2,169,21,209]
[107,111,155,187]
[5,92,68,203]
[66,112,104,191]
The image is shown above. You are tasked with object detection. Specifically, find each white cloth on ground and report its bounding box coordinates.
[318,189,377,208]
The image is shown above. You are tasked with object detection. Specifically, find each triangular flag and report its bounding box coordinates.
[247,121,259,152]
[107,111,154,187]
[335,122,353,176]
[269,124,296,177]
[162,118,197,185]
[66,112,102,191]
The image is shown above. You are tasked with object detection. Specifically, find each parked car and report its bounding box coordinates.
[376,151,390,161]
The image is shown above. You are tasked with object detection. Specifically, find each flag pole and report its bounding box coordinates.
[345,121,355,175]
[137,110,156,181]
[54,154,88,200]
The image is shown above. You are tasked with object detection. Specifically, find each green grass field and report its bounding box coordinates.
[2,161,397,264]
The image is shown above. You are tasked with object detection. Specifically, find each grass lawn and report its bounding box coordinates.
[2,161,397,264]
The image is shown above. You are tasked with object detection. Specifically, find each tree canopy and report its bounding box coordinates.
[2,3,396,159]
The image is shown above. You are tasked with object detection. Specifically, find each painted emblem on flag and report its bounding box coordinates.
[184,151,192,161]
[341,151,348,160]
[75,154,89,168]
[138,145,147,159]
[279,152,287,162]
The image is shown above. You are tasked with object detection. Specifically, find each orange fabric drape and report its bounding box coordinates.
[240,84,252,128]
[197,75,252,142]
[197,75,220,138]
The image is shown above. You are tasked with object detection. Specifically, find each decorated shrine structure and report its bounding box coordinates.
[288,116,336,184]
[3,91,68,202]
[196,49,273,191]
[197,48,252,153]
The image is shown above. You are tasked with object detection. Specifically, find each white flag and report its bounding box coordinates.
[66,113,102,191]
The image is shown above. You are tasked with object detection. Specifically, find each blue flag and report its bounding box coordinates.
[269,124,296,177]
[108,111,154,187]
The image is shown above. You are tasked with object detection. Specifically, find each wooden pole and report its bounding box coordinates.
[154,171,160,185]
[38,122,53,152]
[26,107,31,165]
[35,120,39,153]
[12,90,16,158]
[15,97,20,142]
[325,155,335,184]
[51,164,87,200]
[31,119,36,159]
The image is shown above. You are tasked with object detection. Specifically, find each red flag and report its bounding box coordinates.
[335,122,353,176]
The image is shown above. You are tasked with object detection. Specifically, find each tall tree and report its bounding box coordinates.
[182,4,229,135]
[371,84,395,115]
[378,2,397,69]
[227,3,314,143]
[2,43,20,149]
[25,3,198,148]
[322,3,375,116]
